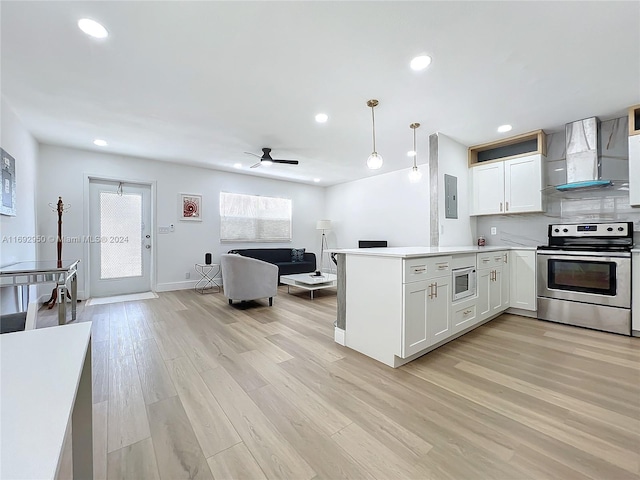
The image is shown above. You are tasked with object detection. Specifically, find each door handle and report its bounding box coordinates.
[500,202,503,212]
[506,201,509,211]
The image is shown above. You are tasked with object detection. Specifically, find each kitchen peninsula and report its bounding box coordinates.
[330,246,536,367]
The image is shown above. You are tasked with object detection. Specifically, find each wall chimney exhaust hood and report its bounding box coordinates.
[555,117,614,191]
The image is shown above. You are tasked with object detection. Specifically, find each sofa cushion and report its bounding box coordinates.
[291,248,305,262]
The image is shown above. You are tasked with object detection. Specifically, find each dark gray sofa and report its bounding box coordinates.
[227,248,316,279]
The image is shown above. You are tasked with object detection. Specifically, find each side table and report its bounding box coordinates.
[194,263,220,294]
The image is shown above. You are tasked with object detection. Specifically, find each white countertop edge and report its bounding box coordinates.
[632,248,640,253]
[326,245,537,258]
[1,322,92,480]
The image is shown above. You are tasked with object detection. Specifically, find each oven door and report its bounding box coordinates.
[537,251,631,308]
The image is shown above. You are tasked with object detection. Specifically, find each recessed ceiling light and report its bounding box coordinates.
[313,178,321,183]
[407,150,416,157]
[78,19,109,39]
[93,139,107,147]
[315,113,328,123]
[410,55,432,71]
[233,163,242,169]
[497,124,512,133]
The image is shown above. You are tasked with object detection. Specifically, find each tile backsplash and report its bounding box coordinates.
[476,116,640,247]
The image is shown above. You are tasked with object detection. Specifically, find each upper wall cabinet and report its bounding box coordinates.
[469,130,546,216]
[628,105,640,206]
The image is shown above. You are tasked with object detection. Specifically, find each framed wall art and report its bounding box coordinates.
[179,193,202,221]
[1,148,16,216]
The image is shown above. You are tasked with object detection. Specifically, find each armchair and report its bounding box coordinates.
[220,254,278,306]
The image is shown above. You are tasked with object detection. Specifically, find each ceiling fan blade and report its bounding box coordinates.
[250,161,262,168]
[273,159,299,165]
[244,152,261,158]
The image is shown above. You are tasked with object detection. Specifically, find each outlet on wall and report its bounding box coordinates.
[185,272,190,279]
[491,227,497,235]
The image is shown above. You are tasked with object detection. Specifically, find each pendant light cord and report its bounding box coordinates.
[413,127,417,168]
[371,105,377,153]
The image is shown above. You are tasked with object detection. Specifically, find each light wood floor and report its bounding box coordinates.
[38,287,640,480]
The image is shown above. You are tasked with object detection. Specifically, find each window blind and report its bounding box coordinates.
[220,192,292,242]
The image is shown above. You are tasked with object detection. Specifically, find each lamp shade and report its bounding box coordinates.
[316,220,332,230]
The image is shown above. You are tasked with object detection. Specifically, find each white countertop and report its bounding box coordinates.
[632,248,640,253]
[1,322,92,479]
[327,245,536,258]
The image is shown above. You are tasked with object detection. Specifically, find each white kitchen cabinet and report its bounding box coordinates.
[402,275,451,358]
[470,154,544,216]
[471,162,505,215]
[504,155,544,213]
[509,250,537,311]
[402,280,430,357]
[477,251,505,320]
[452,302,477,333]
[428,276,452,345]
[633,252,639,335]
[501,251,511,308]
[629,135,640,206]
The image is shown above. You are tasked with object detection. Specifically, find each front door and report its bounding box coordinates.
[89,179,152,297]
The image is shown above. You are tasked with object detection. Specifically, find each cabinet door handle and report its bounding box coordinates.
[463,310,472,315]
[437,264,448,270]
[504,253,508,263]
[428,283,434,299]
[433,282,438,298]
[414,267,426,273]
[506,201,509,211]
[500,202,503,212]
[482,258,490,263]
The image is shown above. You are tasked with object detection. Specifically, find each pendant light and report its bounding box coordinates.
[366,99,383,169]
[408,122,422,183]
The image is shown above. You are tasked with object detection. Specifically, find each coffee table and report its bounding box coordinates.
[280,273,337,299]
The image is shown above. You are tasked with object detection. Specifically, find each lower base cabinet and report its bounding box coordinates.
[452,302,477,333]
[478,265,504,321]
[402,276,451,358]
[509,250,536,311]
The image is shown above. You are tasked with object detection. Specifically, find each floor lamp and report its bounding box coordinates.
[316,220,331,275]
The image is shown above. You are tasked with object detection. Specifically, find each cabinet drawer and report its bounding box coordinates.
[453,304,477,331]
[404,256,452,282]
[477,251,506,269]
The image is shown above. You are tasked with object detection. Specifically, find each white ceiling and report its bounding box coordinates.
[2,1,639,186]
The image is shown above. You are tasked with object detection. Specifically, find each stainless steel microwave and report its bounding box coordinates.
[452,266,477,302]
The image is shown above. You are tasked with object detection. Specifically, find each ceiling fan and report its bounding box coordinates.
[245,148,300,168]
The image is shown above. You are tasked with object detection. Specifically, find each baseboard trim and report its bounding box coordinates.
[334,327,345,346]
[506,307,537,318]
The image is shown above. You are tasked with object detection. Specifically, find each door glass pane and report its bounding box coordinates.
[548,259,615,295]
[100,192,142,279]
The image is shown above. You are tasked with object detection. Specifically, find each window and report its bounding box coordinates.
[220,192,292,242]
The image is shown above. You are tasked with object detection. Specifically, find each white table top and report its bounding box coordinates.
[1,322,92,480]
[281,273,337,285]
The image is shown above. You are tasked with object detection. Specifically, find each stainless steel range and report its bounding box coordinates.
[537,222,634,335]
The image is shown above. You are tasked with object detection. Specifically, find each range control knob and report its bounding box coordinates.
[563,228,569,233]
[607,227,614,232]
[618,227,624,231]
[554,228,560,233]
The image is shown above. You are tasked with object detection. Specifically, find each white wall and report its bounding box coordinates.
[36,145,325,297]
[437,133,475,247]
[0,98,39,313]
[325,166,430,248]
